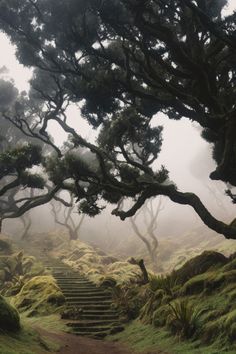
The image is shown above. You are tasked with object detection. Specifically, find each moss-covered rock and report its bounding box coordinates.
[180,269,236,296]
[0,295,20,332]
[12,275,65,316]
[174,251,228,284]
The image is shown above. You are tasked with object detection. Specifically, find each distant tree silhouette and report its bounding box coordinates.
[50,193,85,240]
[130,198,164,269]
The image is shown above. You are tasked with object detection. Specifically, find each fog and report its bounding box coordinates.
[1,0,236,263]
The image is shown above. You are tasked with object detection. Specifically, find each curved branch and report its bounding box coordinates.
[112,183,236,239]
[2,185,61,220]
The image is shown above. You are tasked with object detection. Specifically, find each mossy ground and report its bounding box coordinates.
[2,232,236,354]
[0,316,61,354]
[109,320,236,354]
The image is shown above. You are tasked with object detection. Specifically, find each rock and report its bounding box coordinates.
[0,295,20,332]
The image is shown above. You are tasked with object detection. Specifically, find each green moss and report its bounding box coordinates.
[174,251,228,285]
[222,257,236,271]
[12,275,65,315]
[180,269,236,296]
[0,295,20,332]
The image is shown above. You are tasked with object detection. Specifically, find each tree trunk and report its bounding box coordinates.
[129,257,149,284]
[138,259,149,284]
[0,219,2,233]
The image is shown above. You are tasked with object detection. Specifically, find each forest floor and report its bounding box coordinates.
[36,326,168,354]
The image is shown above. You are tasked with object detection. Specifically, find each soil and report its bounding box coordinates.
[36,327,168,354]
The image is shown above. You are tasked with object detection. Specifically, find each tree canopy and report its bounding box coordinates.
[0,0,236,238]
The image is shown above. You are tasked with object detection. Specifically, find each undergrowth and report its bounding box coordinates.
[110,251,236,353]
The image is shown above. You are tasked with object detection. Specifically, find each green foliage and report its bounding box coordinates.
[167,300,203,339]
[134,250,236,352]
[19,172,45,189]
[149,273,178,297]
[0,144,42,176]
[78,199,105,217]
[111,284,145,320]
[0,295,20,332]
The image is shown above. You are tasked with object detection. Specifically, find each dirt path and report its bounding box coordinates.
[37,327,167,354]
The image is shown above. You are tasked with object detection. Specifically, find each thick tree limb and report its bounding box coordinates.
[113,183,236,239]
[1,185,61,221]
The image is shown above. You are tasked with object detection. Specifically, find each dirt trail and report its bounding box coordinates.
[37,327,167,354]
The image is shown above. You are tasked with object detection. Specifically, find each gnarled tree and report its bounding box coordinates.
[0,0,236,238]
[0,75,63,230]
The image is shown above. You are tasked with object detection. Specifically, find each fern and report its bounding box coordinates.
[149,273,177,296]
[167,299,204,338]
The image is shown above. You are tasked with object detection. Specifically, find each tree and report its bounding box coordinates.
[20,213,32,240]
[0,75,62,230]
[50,193,85,240]
[130,197,164,268]
[0,0,236,238]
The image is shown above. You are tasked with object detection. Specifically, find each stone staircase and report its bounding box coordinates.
[42,258,123,338]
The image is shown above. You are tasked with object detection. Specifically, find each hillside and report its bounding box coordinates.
[0,231,236,353]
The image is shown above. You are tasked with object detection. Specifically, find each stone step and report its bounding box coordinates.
[60,288,100,293]
[65,304,113,310]
[52,271,81,275]
[67,325,112,333]
[64,308,118,316]
[58,285,101,289]
[62,289,109,294]
[63,292,110,298]
[70,330,108,338]
[66,300,112,306]
[64,294,111,300]
[46,266,70,269]
[55,277,91,281]
[56,279,93,282]
[57,281,94,286]
[76,314,119,320]
[39,257,122,339]
[67,320,119,328]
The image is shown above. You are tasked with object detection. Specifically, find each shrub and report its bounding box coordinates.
[167,299,203,339]
[149,273,177,297]
[112,285,144,320]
